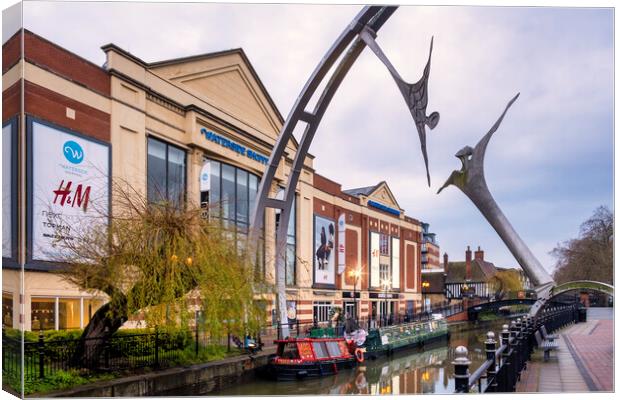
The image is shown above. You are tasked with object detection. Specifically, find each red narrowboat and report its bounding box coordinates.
[263,337,357,381]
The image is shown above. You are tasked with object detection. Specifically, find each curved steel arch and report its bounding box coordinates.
[248,6,440,337]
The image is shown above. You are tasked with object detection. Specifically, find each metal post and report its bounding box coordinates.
[154,326,160,368]
[38,330,45,379]
[227,330,231,352]
[452,346,471,393]
[195,310,200,357]
[485,331,497,392]
[500,324,511,392]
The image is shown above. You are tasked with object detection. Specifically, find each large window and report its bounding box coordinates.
[147,137,186,207]
[31,296,105,331]
[275,189,296,286]
[200,159,264,273]
[380,263,391,285]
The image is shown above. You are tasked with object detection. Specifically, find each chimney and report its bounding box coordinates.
[465,246,472,281]
[443,253,449,270]
[474,246,484,261]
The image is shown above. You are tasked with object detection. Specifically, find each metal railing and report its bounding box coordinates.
[453,303,580,393]
[2,327,235,383]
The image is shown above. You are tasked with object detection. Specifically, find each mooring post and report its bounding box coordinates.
[452,345,471,393]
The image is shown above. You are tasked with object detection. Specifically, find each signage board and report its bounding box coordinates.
[370,232,380,288]
[200,128,269,165]
[337,213,345,275]
[314,215,335,285]
[30,120,110,263]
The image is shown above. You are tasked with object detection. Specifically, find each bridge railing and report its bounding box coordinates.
[453,303,579,393]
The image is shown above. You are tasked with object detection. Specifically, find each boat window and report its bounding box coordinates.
[312,341,329,359]
[278,342,300,359]
[326,341,341,357]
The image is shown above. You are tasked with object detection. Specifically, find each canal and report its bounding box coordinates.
[212,319,510,395]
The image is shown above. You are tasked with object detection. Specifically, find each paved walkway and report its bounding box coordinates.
[517,307,613,393]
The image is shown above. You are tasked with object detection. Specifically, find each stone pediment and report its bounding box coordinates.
[149,49,287,145]
[368,181,401,210]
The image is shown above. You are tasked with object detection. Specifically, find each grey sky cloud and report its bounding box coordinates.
[15,2,613,273]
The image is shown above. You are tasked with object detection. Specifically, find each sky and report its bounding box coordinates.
[4,1,614,274]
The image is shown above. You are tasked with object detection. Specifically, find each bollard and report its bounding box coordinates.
[452,346,471,393]
[485,331,497,392]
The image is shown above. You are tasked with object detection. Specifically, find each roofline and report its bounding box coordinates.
[101,44,286,125]
[21,29,108,72]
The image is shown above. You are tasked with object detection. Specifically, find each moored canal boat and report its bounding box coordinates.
[352,316,449,360]
[262,337,357,381]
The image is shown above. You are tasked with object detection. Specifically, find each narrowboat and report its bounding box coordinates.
[262,337,357,381]
[351,316,449,360]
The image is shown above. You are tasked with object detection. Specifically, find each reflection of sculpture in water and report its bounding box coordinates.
[437,93,554,294]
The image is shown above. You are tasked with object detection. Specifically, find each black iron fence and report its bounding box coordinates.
[452,303,580,393]
[269,302,465,340]
[2,327,233,383]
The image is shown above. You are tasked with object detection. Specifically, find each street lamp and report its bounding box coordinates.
[422,281,430,319]
[381,279,391,326]
[348,267,362,322]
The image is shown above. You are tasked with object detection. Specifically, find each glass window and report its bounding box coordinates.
[83,298,105,326]
[313,301,332,323]
[221,164,235,220]
[167,146,186,206]
[379,234,390,256]
[147,137,167,204]
[58,298,81,330]
[31,298,56,330]
[147,137,186,207]
[276,188,296,286]
[380,263,391,285]
[2,292,13,328]
[249,174,258,217]
[236,169,248,226]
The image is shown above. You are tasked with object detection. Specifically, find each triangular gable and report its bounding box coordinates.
[148,49,294,149]
[367,181,401,210]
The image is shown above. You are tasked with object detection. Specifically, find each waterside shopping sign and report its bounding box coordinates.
[200,128,269,165]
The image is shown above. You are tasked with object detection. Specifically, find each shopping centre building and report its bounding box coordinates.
[2,30,433,331]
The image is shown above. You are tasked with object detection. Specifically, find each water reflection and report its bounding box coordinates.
[213,320,506,396]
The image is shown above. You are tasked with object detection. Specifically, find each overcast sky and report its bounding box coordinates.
[6,1,614,273]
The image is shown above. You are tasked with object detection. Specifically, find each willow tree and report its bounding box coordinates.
[54,182,269,366]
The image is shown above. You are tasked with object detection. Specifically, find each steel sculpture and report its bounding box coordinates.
[248,6,440,337]
[436,94,555,311]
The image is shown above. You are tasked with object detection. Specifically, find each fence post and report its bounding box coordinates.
[485,331,497,392]
[500,324,511,392]
[103,326,110,370]
[452,346,471,393]
[227,330,231,352]
[154,325,160,368]
[38,330,45,379]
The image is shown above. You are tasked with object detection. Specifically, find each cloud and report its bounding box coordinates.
[20,3,613,276]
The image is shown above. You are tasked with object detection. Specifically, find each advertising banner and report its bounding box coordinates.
[314,215,335,285]
[337,213,345,275]
[199,160,211,192]
[31,121,110,262]
[370,232,380,288]
[2,123,12,259]
[391,237,400,289]
[286,301,297,323]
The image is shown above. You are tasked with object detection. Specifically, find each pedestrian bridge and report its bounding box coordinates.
[550,280,614,297]
[467,298,537,321]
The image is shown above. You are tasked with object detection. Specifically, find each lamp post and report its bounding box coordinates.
[381,279,391,326]
[348,267,362,322]
[422,280,430,319]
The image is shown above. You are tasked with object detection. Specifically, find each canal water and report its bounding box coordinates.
[213,319,508,395]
